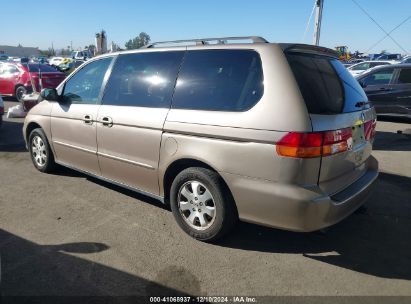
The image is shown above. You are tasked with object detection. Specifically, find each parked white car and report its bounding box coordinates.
[401,56,411,64]
[347,60,396,76]
[49,57,65,66]
[70,50,92,60]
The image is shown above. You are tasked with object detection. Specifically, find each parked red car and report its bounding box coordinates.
[0,63,65,102]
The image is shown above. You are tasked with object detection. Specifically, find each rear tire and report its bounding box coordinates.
[28,128,56,173]
[170,167,238,242]
[15,85,26,103]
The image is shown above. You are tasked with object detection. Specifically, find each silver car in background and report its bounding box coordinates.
[347,60,396,76]
[23,37,378,241]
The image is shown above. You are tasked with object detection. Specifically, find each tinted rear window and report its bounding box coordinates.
[102,51,184,108]
[172,50,263,111]
[286,53,367,114]
[28,64,58,72]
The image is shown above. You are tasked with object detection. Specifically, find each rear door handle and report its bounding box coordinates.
[379,88,392,91]
[100,116,113,127]
[83,114,93,125]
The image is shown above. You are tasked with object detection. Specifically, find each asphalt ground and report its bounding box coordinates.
[1,99,411,300]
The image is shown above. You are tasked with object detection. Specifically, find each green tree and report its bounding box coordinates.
[125,32,151,49]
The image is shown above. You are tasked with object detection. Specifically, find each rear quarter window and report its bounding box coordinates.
[172,50,264,111]
[286,53,367,114]
[397,69,411,84]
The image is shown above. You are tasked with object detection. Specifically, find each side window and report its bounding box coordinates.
[362,68,394,86]
[397,69,411,84]
[351,62,370,71]
[172,50,264,111]
[102,52,184,108]
[63,57,112,104]
[405,58,411,64]
[370,62,388,68]
[7,65,19,74]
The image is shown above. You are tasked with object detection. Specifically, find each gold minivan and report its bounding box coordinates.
[23,37,378,241]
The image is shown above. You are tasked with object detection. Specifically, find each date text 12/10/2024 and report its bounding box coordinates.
[149,296,258,303]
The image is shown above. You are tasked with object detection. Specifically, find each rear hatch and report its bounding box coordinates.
[284,45,377,195]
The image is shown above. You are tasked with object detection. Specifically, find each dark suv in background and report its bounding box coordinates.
[357,64,411,119]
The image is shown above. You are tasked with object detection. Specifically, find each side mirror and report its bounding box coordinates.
[358,80,367,88]
[40,88,59,101]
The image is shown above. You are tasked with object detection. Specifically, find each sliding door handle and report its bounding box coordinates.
[83,114,93,125]
[100,116,113,127]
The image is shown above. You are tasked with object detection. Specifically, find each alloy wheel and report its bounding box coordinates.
[31,135,47,167]
[178,181,216,230]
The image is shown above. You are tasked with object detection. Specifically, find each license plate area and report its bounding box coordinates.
[351,122,366,148]
[350,121,368,166]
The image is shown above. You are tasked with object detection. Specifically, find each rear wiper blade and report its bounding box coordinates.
[355,101,373,108]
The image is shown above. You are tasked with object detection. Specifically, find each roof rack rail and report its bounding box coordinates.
[143,36,268,48]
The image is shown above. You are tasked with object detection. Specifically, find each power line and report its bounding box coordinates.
[351,0,408,54]
[366,15,411,53]
[302,0,316,43]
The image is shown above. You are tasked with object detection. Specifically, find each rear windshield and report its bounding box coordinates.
[286,53,367,114]
[28,64,58,72]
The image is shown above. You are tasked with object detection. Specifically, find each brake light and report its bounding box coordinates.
[276,127,352,158]
[322,128,352,156]
[364,119,377,141]
[276,132,323,158]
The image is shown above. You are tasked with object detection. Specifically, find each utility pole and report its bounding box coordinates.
[313,0,324,46]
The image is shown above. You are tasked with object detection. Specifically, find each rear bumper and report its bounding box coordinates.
[221,156,378,232]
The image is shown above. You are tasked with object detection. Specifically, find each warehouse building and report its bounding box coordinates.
[0,45,40,57]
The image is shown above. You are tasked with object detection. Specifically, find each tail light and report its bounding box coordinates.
[322,128,352,156]
[364,119,377,141]
[276,127,353,158]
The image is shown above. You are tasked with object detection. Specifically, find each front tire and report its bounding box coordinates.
[28,128,56,173]
[170,167,238,242]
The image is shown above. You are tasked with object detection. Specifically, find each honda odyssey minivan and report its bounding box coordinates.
[23,37,378,241]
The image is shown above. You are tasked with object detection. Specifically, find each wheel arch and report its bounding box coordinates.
[162,158,236,211]
[14,83,27,94]
[25,121,42,143]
